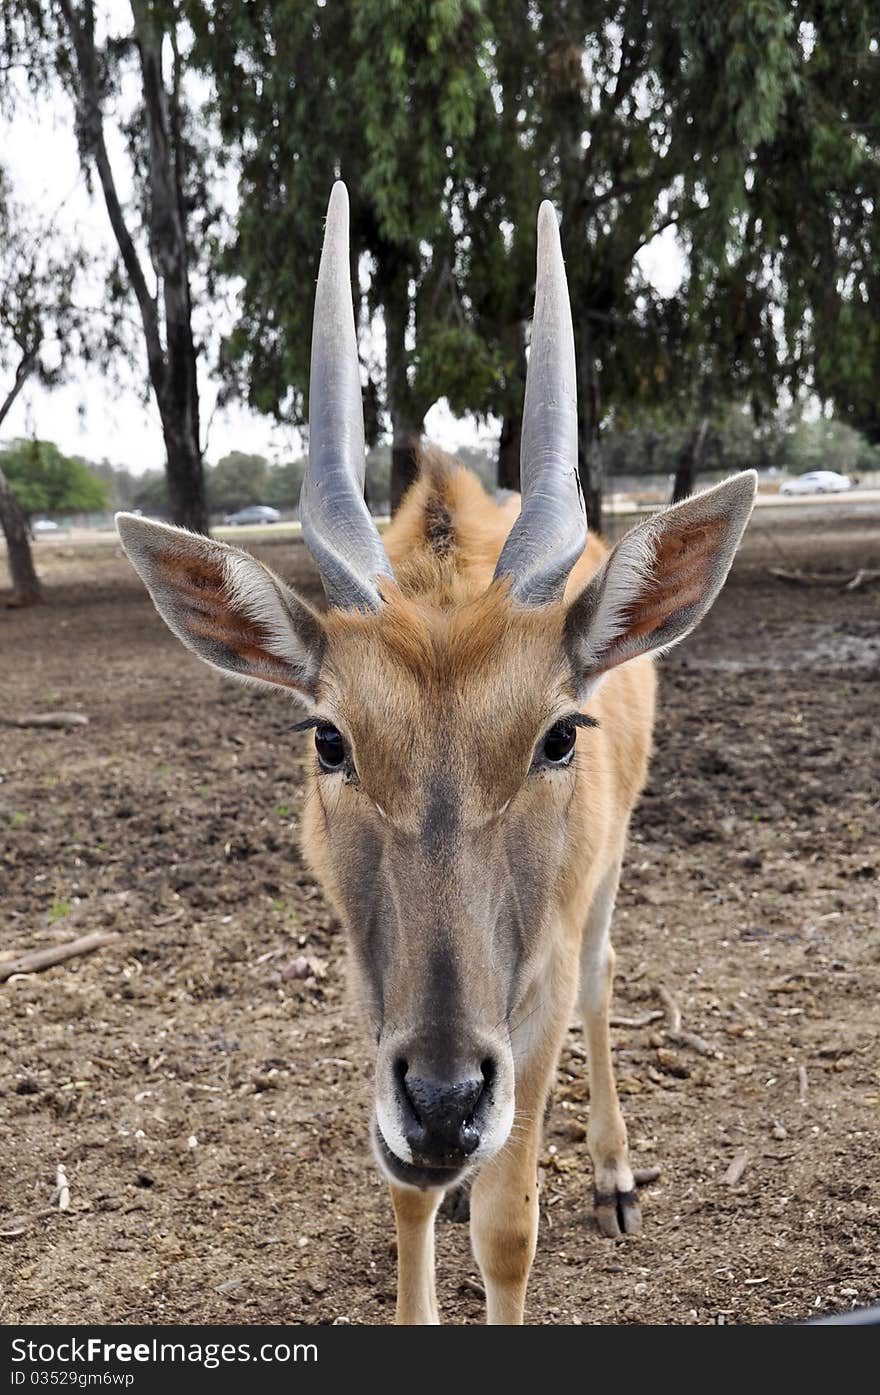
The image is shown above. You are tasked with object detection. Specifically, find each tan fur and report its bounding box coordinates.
[117,448,753,1325]
[331,448,657,845]
[302,450,657,1324]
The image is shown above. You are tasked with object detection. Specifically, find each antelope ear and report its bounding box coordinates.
[564,472,757,695]
[116,514,324,706]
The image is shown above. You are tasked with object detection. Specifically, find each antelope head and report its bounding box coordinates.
[117,183,755,1191]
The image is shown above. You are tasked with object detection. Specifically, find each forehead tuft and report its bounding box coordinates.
[323,582,567,692]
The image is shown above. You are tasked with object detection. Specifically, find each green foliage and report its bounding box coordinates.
[0,439,108,517]
[5,0,880,509]
[263,458,306,511]
[129,469,172,516]
[779,418,880,478]
[190,0,851,497]
[86,460,141,510]
[413,324,501,422]
[87,448,393,518]
[208,451,270,513]
[188,0,495,435]
[602,401,879,481]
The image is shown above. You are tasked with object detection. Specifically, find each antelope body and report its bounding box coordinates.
[117,183,756,1324]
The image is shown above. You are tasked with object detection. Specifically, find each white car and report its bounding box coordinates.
[223,504,282,526]
[32,519,60,533]
[780,470,853,496]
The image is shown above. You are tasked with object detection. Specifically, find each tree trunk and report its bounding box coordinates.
[135,2,207,533]
[385,267,423,513]
[163,427,207,531]
[672,417,710,503]
[59,0,208,535]
[576,323,603,533]
[498,415,521,492]
[0,467,41,606]
[390,423,423,513]
[497,320,527,491]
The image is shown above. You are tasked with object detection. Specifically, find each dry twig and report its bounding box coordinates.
[845,568,880,591]
[653,983,719,1058]
[633,1166,662,1186]
[798,1064,809,1105]
[770,567,880,591]
[51,1165,70,1211]
[722,1150,750,1187]
[609,1010,665,1029]
[770,567,840,587]
[0,712,89,728]
[0,932,118,984]
[655,984,682,1033]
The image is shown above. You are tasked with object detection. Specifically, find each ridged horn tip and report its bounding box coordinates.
[493,199,586,607]
[299,180,395,611]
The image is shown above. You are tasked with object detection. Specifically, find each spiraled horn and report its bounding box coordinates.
[493,201,587,606]
[299,181,395,610]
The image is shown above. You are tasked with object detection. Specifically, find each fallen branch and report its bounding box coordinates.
[51,1164,70,1211]
[0,712,89,728]
[845,568,880,592]
[675,1029,718,1058]
[609,1010,665,1029]
[0,931,117,983]
[722,1150,750,1187]
[655,984,681,1033]
[654,983,719,1058]
[633,1166,662,1186]
[798,1063,809,1105]
[770,567,841,587]
[770,567,880,591]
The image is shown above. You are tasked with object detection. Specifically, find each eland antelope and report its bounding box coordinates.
[116,182,756,1325]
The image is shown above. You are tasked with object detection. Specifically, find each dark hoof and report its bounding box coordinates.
[593,1186,642,1238]
[439,1182,471,1224]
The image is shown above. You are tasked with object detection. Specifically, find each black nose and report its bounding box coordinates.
[396,1059,493,1163]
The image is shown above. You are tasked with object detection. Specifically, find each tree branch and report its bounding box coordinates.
[0,343,40,430]
[131,0,200,456]
[56,0,165,394]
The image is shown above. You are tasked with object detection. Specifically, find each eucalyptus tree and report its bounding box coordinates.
[188,0,496,508]
[738,2,880,444]
[0,168,87,604]
[187,0,874,530]
[0,438,108,521]
[456,1,805,526]
[1,0,218,533]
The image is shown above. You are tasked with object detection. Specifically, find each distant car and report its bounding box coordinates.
[223,505,282,526]
[32,519,59,534]
[780,471,853,496]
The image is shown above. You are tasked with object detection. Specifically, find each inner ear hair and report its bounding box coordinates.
[115,512,325,702]
[565,471,757,690]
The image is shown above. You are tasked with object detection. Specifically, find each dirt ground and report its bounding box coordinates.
[1,498,878,1326]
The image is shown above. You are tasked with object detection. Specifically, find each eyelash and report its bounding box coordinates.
[534,713,598,770]
[293,714,596,778]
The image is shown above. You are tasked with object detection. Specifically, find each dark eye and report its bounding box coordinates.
[542,719,576,766]
[315,723,346,771]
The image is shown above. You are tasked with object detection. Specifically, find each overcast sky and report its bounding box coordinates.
[1,27,684,477]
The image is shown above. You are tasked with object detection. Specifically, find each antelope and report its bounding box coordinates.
[116,183,756,1325]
